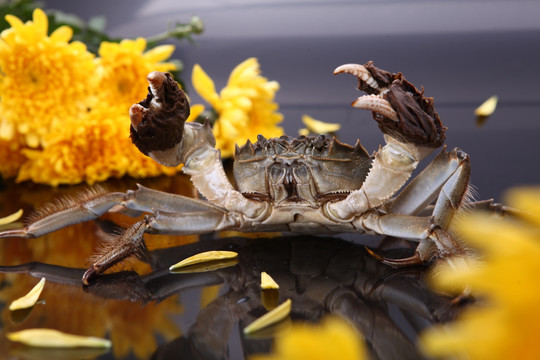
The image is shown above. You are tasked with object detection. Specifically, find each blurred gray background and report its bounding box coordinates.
[45,0,540,201]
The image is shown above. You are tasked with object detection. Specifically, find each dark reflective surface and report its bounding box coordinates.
[0,175,467,360]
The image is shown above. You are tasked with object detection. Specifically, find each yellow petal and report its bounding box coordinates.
[9,277,45,311]
[144,44,175,63]
[169,258,238,273]
[298,128,310,136]
[474,95,498,117]
[192,64,221,109]
[4,14,24,30]
[261,272,279,290]
[7,329,111,348]
[169,250,238,271]
[302,114,341,134]
[505,186,540,226]
[244,299,292,335]
[32,8,49,35]
[0,209,23,226]
[186,104,205,123]
[50,25,73,43]
[228,58,259,86]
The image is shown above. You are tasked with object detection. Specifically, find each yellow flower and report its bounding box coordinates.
[0,133,28,178]
[0,8,97,148]
[251,316,366,360]
[97,37,177,108]
[16,104,181,186]
[192,58,284,158]
[420,186,540,360]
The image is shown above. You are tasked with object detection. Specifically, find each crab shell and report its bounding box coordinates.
[233,135,371,205]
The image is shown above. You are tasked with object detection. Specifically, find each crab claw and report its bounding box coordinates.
[129,72,190,156]
[335,61,446,148]
[365,247,424,267]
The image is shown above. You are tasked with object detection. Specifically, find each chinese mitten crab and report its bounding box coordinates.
[1,62,476,284]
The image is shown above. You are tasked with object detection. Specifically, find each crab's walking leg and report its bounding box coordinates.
[82,208,238,284]
[361,149,472,266]
[324,134,436,222]
[0,185,228,239]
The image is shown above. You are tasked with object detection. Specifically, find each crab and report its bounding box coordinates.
[1,62,479,285]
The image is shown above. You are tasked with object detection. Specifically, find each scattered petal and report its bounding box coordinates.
[475,95,498,117]
[302,114,341,134]
[169,258,238,273]
[7,329,112,348]
[261,272,279,290]
[0,209,23,226]
[244,298,292,335]
[9,277,45,311]
[169,250,238,271]
[475,95,498,127]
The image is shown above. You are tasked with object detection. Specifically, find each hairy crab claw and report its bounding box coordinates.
[129,71,190,157]
[335,61,446,148]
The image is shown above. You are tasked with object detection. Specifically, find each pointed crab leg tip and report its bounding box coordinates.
[129,104,146,128]
[0,229,27,238]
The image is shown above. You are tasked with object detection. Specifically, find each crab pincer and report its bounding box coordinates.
[335,62,446,148]
[129,71,191,159]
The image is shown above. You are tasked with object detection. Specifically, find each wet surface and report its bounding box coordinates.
[0,175,467,359]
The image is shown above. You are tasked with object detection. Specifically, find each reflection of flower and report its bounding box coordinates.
[421,187,540,360]
[0,8,187,185]
[252,316,366,360]
[192,58,284,158]
[0,175,201,358]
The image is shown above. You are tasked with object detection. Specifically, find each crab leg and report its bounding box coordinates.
[82,209,237,284]
[389,148,467,216]
[362,150,471,266]
[0,185,228,240]
[324,135,436,221]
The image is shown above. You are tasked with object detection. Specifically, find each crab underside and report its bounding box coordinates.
[0,62,507,284]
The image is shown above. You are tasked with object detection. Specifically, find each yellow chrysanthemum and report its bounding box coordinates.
[0,134,28,178]
[192,58,284,158]
[420,186,540,360]
[251,316,366,360]
[16,104,182,186]
[97,37,177,108]
[0,8,97,148]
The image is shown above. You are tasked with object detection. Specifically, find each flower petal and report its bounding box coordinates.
[144,45,175,63]
[7,328,112,348]
[50,25,73,43]
[244,299,292,335]
[169,250,238,270]
[192,64,220,109]
[0,209,23,226]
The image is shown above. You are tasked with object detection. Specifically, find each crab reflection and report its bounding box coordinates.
[0,232,466,360]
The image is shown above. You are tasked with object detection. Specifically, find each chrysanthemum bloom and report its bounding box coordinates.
[420,187,540,360]
[0,8,97,149]
[0,135,28,178]
[17,104,182,185]
[251,316,366,360]
[192,58,284,158]
[97,37,177,109]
